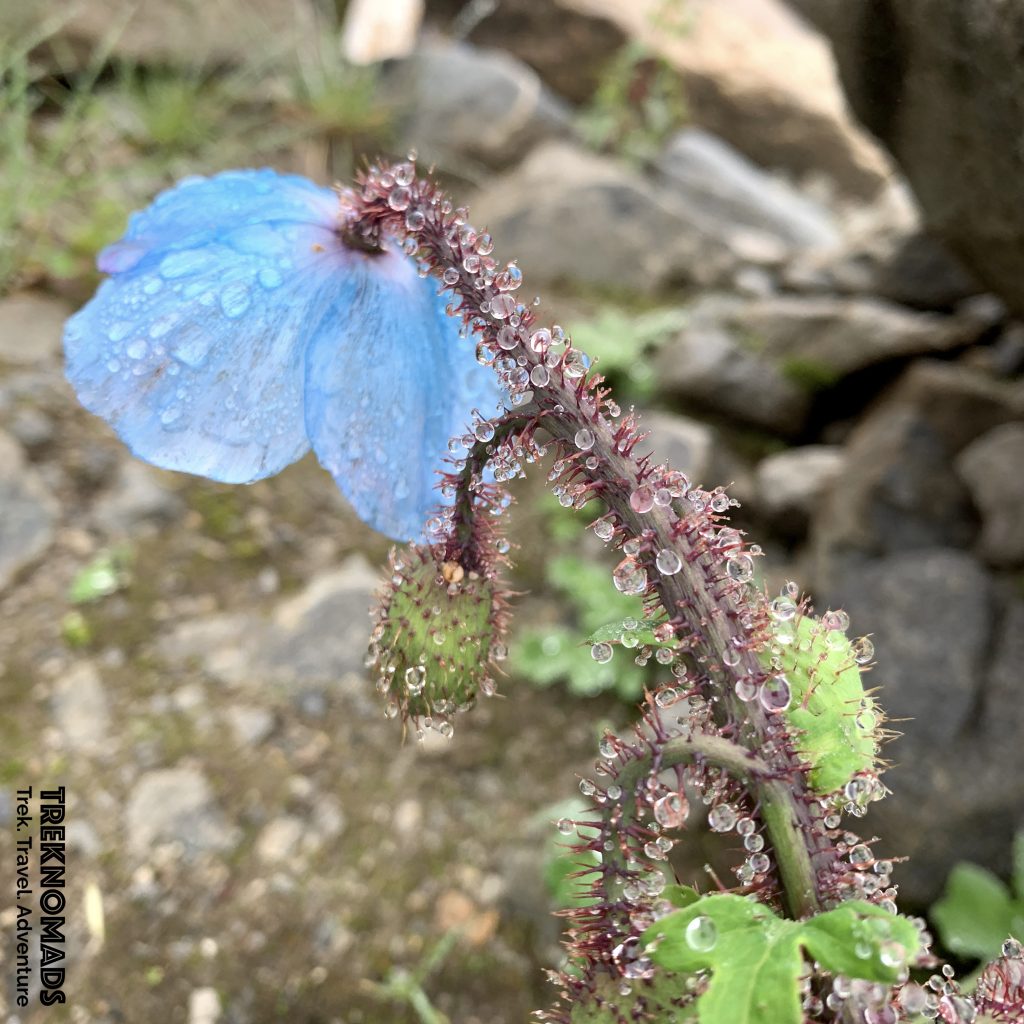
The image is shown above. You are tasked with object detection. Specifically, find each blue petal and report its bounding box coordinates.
[65,170,345,483]
[305,250,504,541]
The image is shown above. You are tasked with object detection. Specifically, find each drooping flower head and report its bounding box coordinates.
[63,167,502,541]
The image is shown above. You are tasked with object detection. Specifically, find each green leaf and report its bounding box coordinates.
[932,863,1017,960]
[800,901,921,983]
[512,555,652,700]
[68,548,132,604]
[644,896,798,1024]
[539,798,601,910]
[699,928,802,1024]
[663,885,701,909]
[586,615,667,648]
[644,895,919,1024]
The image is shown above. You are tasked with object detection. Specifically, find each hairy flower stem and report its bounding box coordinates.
[346,159,839,921]
[614,733,771,790]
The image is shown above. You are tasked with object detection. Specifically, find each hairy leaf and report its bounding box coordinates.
[932,862,1024,961]
[644,894,919,1024]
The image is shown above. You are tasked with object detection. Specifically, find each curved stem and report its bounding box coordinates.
[616,733,771,791]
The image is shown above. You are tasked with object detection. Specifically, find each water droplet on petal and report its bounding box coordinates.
[126,339,148,360]
[220,282,251,319]
[258,266,283,289]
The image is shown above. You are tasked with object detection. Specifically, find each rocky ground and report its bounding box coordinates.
[2,1,1024,1022]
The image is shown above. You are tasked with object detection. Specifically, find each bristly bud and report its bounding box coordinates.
[762,609,884,797]
[368,543,506,734]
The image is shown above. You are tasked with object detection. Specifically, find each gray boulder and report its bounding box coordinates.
[52,662,111,755]
[471,142,737,294]
[126,766,234,860]
[93,462,184,536]
[158,557,378,691]
[638,410,754,501]
[386,41,575,171]
[755,445,845,534]
[791,0,1024,316]
[956,423,1024,567]
[826,547,1012,904]
[0,430,58,592]
[732,294,995,379]
[811,361,1024,589]
[654,295,811,435]
[657,128,841,253]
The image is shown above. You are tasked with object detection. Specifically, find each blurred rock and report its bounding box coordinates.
[639,410,753,500]
[955,424,1024,567]
[52,662,111,755]
[386,41,574,170]
[785,231,982,312]
[733,294,995,379]
[983,600,1024,746]
[830,550,1016,906]
[223,705,275,746]
[126,766,234,860]
[755,445,845,534]
[341,0,423,64]
[654,295,810,435]
[158,557,378,689]
[0,292,70,366]
[424,0,627,102]
[8,407,55,451]
[637,412,715,484]
[256,816,305,864]
[791,0,1024,315]
[657,128,841,252]
[93,462,184,536]
[0,430,58,592]
[5,0,319,71]
[471,142,736,294]
[188,987,222,1024]
[871,233,981,311]
[829,548,992,749]
[811,361,1024,588]
[567,0,893,197]
[970,323,1024,378]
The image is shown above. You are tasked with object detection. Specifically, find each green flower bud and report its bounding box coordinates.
[762,614,882,796]
[368,545,501,730]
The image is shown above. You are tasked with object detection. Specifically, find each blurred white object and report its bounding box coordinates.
[341,0,425,64]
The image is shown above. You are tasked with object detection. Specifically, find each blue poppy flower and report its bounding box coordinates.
[63,168,503,541]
